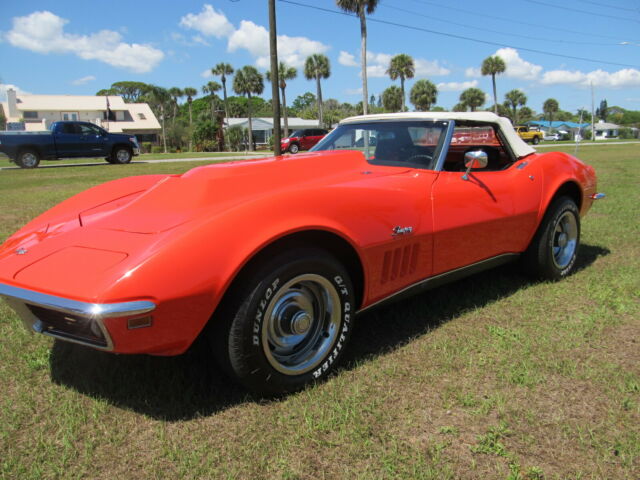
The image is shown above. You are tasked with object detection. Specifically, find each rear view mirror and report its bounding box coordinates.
[462,150,488,180]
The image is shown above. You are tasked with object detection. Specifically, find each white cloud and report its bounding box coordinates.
[436,80,478,92]
[228,20,328,69]
[414,59,450,76]
[179,4,234,38]
[0,83,29,102]
[465,67,481,78]
[5,11,164,73]
[201,69,213,79]
[339,51,358,67]
[71,75,96,86]
[541,68,640,88]
[494,47,542,81]
[345,87,363,95]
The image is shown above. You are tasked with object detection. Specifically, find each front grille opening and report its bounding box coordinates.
[27,305,108,347]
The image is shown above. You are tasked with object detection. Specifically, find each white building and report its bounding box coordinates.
[1,89,161,142]
[593,120,620,140]
[225,117,324,145]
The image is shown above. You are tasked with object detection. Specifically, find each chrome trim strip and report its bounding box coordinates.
[0,283,156,351]
[357,253,519,314]
[434,120,455,172]
[590,193,606,200]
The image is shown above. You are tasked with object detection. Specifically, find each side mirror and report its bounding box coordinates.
[462,150,488,180]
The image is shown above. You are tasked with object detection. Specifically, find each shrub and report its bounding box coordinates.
[151,146,163,154]
[141,142,152,153]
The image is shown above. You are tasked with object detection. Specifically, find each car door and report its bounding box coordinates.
[77,123,108,157]
[431,126,542,275]
[53,122,83,157]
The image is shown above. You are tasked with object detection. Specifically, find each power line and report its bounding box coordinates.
[403,0,638,42]
[380,3,620,46]
[278,0,640,69]
[577,0,640,13]
[522,0,640,23]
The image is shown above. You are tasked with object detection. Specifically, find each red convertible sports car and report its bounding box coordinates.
[0,112,603,396]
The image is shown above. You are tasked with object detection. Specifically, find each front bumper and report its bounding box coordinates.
[132,146,141,156]
[0,283,155,350]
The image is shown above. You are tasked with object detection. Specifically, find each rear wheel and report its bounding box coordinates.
[523,196,580,280]
[16,149,40,168]
[532,136,540,145]
[212,248,355,396]
[111,146,132,164]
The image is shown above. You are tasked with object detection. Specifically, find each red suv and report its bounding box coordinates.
[280,128,328,154]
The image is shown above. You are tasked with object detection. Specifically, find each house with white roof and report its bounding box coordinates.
[1,89,161,142]
[225,117,323,145]
[593,120,620,139]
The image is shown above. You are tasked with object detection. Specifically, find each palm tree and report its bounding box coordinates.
[184,87,197,151]
[459,88,486,112]
[168,87,184,121]
[387,54,415,112]
[335,0,379,115]
[212,63,234,127]
[304,54,331,127]
[145,85,171,153]
[202,81,222,123]
[481,55,506,114]
[381,86,403,112]
[410,79,438,112]
[266,62,297,137]
[504,89,527,124]
[543,98,559,128]
[233,66,264,151]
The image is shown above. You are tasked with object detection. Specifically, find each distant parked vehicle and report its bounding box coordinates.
[0,121,140,168]
[514,125,543,145]
[280,128,328,154]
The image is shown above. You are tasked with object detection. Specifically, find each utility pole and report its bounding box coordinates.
[268,0,282,155]
[591,82,596,142]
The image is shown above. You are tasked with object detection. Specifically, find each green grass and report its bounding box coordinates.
[0,144,638,479]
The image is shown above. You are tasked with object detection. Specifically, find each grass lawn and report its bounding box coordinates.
[0,144,638,479]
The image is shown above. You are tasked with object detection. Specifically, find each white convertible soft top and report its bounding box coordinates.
[339,112,536,159]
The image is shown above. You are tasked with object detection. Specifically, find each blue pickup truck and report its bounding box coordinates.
[0,121,140,168]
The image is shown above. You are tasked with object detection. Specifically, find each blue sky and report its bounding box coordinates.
[1,0,640,114]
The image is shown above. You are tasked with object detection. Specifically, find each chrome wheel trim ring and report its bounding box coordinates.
[116,149,129,162]
[552,211,578,269]
[22,152,38,167]
[261,274,341,375]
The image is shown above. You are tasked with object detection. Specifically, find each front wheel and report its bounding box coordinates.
[523,196,580,280]
[212,248,355,396]
[16,149,40,168]
[111,146,132,164]
[288,143,300,154]
[532,136,540,145]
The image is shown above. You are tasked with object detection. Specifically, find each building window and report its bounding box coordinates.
[138,113,147,120]
[23,111,38,119]
[61,112,79,121]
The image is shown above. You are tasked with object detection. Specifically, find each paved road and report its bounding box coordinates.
[535,141,640,148]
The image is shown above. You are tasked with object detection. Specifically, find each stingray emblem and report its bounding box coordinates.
[15,248,28,255]
[391,226,413,237]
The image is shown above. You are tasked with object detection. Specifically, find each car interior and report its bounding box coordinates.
[441,124,515,172]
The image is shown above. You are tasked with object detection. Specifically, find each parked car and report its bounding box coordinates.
[514,125,543,145]
[280,128,327,153]
[0,112,603,396]
[0,121,140,168]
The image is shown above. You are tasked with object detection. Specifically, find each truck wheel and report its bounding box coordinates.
[111,146,132,164]
[16,149,40,168]
[532,136,540,145]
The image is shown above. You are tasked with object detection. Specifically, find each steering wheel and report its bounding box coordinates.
[406,154,433,166]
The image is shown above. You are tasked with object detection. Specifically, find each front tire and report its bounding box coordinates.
[212,248,355,396]
[111,146,132,164]
[16,149,40,168]
[289,143,300,154]
[523,196,580,280]
[532,136,540,145]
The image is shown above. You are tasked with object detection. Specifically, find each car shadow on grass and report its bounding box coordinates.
[49,243,609,421]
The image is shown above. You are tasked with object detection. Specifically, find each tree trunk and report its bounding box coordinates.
[492,74,498,114]
[281,84,289,137]
[160,105,167,154]
[359,6,368,115]
[400,76,406,112]
[247,93,254,151]
[188,102,193,152]
[316,76,323,128]
[222,76,229,128]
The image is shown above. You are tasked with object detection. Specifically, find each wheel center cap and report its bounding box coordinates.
[291,312,312,335]
[557,233,568,248]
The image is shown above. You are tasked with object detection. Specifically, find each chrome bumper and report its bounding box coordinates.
[0,283,156,351]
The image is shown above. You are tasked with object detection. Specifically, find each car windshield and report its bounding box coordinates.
[310,120,450,170]
[289,130,304,138]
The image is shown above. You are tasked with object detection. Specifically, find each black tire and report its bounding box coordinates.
[16,149,40,168]
[211,248,355,396]
[105,157,116,164]
[111,146,132,164]
[522,196,580,280]
[532,136,540,145]
[289,143,300,154]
